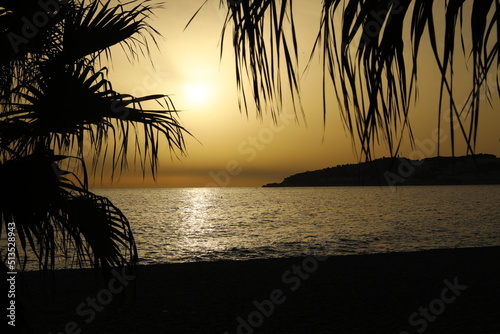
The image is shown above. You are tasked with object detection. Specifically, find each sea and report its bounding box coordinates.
[87,185,500,265]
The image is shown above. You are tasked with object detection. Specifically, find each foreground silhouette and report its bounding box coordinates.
[205,0,499,159]
[0,1,187,270]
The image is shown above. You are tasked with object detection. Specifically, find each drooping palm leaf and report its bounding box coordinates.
[316,0,414,160]
[62,192,138,270]
[191,0,302,120]
[216,0,499,159]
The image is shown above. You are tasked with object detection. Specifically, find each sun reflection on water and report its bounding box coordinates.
[177,188,220,252]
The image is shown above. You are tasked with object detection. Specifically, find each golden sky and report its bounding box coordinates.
[96,0,500,188]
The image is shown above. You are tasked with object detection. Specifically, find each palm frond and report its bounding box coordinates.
[196,0,302,120]
[0,150,137,270]
[62,192,138,270]
[1,59,189,178]
[314,0,413,160]
[63,0,162,62]
[323,0,499,158]
[217,0,499,159]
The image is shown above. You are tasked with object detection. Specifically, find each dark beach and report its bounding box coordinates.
[16,247,500,334]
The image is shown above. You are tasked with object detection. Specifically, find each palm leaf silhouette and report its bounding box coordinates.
[62,0,161,61]
[190,0,301,120]
[1,0,187,271]
[0,149,137,270]
[212,0,499,159]
[4,59,188,178]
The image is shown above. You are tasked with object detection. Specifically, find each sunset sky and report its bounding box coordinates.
[97,0,500,188]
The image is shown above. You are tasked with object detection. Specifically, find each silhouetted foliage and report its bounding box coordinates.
[0,0,188,271]
[201,0,499,159]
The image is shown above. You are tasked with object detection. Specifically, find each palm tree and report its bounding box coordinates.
[0,0,188,271]
[206,0,499,160]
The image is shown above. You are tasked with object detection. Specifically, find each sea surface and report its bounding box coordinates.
[88,185,500,265]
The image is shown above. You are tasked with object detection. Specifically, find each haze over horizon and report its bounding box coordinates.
[94,0,500,188]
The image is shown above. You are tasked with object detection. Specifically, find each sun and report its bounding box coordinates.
[184,84,209,106]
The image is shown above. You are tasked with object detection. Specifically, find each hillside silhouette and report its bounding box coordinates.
[264,154,500,187]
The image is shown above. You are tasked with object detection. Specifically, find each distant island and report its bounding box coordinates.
[263,154,500,187]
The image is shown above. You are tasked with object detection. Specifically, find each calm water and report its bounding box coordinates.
[90,185,500,265]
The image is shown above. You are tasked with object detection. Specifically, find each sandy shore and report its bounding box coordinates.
[13,247,500,333]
